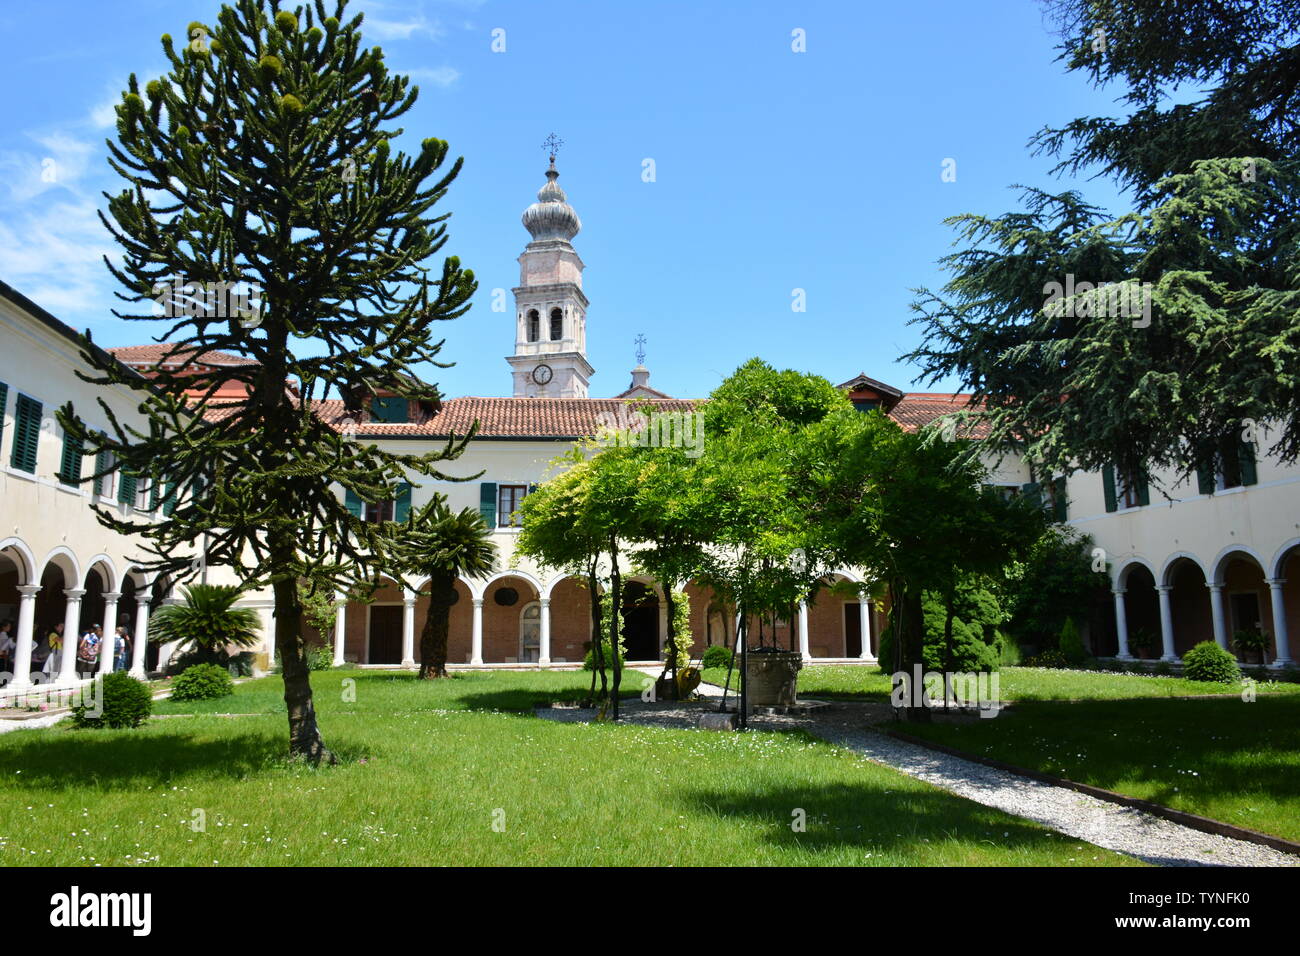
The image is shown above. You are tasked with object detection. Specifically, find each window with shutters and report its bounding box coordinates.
[135,475,152,511]
[497,484,528,528]
[526,310,540,343]
[1196,432,1258,492]
[0,382,8,453]
[549,308,563,341]
[1116,467,1147,509]
[58,431,84,486]
[9,393,42,473]
[364,500,394,523]
[93,447,116,499]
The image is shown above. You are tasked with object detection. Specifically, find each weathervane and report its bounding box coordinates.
[541,133,564,165]
[634,333,646,366]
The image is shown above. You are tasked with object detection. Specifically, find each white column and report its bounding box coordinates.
[130,595,150,678]
[332,594,347,667]
[471,598,484,665]
[1155,584,1177,661]
[156,597,182,672]
[1113,587,1132,659]
[539,597,552,665]
[858,600,875,661]
[10,585,41,692]
[99,591,121,675]
[59,588,85,685]
[798,602,811,661]
[1266,578,1293,666]
[1207,583,1229,651]
[401,590,416,667]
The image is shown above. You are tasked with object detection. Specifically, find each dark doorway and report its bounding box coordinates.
[368,605,403,664]
[622,582,660,661]
[843,603,861,658]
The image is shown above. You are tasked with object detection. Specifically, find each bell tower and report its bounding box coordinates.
[507,135,594,398]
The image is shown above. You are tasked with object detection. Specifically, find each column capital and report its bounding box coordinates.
[472,597,484,607]
[539,597,550,607]
[403,595,417,607]
[102,591,123,601]
[1206,581,1224,592]
[134,593,152,606]
[1154,584,1173,594]
[1266,577,1287,587]
[63,587,86,599]
[1111,587,1127,596]
[16,584,41,598]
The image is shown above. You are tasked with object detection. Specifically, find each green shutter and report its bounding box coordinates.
[1196,441,1216,495]
[149,478,160,511]
[371,396,408,423]
[117,469,137,505]
[479,482,497,527]
[9,394,41,473]
[344,487,362,517]
[395,483,411,522]
[1238,439,1258,486]
[0,382,7,448]
[1052,477,1068,523]
[1135,471,1150,507]
[93,448,111,496]
[59,431,83,485]
[1020,481,1041,509]
[162,479,178,515]
[1102,465,1118,513]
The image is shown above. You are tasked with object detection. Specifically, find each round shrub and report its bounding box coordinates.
[1058,618,1087,666]
[701,645,733,670]
[170,663,235,702]
[582,641,624,671]
[71,672,152,729]
[1181,641,1241,684]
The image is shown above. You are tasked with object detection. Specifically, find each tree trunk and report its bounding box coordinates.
[587,558,605,704]
[273,574,336,764]
[659,585,678,700]
[899,583,930,724]
[608,535,622,721]
[942,588,955,710]
[418,572,453,679]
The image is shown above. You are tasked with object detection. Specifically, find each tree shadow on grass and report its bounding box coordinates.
[676,779,1098,863]
[0,723,375,790]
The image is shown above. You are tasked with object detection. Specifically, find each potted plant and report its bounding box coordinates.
[1127,626,1157,660]
[1232,627,1270,666]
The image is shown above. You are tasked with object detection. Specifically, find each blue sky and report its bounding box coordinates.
[0,0,1130,399]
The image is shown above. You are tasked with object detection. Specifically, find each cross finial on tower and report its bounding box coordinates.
[634,334,646,366]
[541,133,564,166]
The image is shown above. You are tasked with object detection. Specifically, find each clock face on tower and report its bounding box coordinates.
[531,363,553,386]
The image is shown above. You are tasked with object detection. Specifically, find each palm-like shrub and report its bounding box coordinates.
[1182,641,1241,684]
[149,584,261,671]
[396,501,499,678]
[1232,628,1270,664]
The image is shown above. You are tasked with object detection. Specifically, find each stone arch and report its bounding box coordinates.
[477,569,543,601]
[0,536,38,585]
[1269,538,1300,580]
[82,554,119,592]
[1211,546,1273,659]
[1162,554,1213,654]
[37,546,81,588]
[1158,551,1208,588]
[1112,555,1158,590]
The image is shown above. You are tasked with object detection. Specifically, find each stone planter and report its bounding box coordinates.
[744,649,802,707]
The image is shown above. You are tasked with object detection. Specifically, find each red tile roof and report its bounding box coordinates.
[107,344,259,367]
[312,396,701,439]
[888,392,988,436]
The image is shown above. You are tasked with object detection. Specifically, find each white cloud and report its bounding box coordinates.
[0,131,96,204]
[405,65,460,87]
[0,199,121,325]
[364,15,445,41]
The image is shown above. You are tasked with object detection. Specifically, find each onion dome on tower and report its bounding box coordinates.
[521,159,582,242]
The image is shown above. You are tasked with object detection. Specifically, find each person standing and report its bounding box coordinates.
[42,621,65,678]
[0,620,15,675]
[114,623,131,672]
[76,624,102,677]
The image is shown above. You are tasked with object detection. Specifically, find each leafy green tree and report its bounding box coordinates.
[61,0,476,762]
[804,409,1044,721]
[394,499,498,678]
[908,0,1300,479]
[1003,526,1108,649]
[148,584,261,667]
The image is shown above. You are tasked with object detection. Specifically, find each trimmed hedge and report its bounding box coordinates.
[170,663,235,702]
[701,645,733,669]
[71,672,152,729]
[1182,641,1241,684]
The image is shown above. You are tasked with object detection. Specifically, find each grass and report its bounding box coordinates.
[0,669,1139,866]
[702,664,1300,702]
[898,695,1300,844]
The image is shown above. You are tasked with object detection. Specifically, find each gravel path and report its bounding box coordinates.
[539,686,1297,868]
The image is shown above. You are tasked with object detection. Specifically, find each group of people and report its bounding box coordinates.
[0,616,133,679]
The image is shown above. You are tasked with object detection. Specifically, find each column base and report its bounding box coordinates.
[1116,653,1134,661]
[400,658,416,668]
[1268,658,1294,669]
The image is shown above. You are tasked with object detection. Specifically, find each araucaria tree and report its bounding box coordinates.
[60,0,477,762]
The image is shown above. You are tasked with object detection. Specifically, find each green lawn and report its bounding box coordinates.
[703,664,1300,702]
[0,670,1138,866]
[899,695,1300,843]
